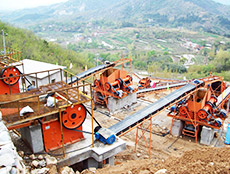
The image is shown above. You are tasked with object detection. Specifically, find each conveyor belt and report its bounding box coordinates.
[68,63,115,84]
[109,82,201,135]
[137,82,187,94]
[216,86,230,106]
[150,76,187,82]
[133,73,142,80]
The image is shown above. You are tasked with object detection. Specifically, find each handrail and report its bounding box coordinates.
[0,82,90,105]
[0,47,22,63]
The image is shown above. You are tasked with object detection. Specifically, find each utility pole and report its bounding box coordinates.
[1,29,6,56]
[97,56,98,66]
[96,53,99,66]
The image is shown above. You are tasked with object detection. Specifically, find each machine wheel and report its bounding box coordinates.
[178,105,188,116]
[105,82,112,91]
[94,79,101,87]
[197,109,208,120]
[1,67,20,86]
[127,75,133,81]
[62,104,87,130]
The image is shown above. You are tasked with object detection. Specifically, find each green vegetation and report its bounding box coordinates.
[186,46,230,81]
[0,21,94,74]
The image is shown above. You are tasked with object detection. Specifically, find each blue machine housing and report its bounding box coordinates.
[225,124,230,145]
[95,127,116,145]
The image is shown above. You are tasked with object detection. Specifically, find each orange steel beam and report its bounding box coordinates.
[90,84,94,148]
[59,108,65,157]
[134,118,153,159]
[7,121,33,130]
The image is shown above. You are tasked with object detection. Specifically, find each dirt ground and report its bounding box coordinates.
[95,147,230,174]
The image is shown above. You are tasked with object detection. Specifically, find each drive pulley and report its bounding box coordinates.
[1,67,20,86]
[62,104,87,129]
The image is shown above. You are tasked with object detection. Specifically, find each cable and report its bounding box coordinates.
[73,129,94,135]
[85,107,102,128]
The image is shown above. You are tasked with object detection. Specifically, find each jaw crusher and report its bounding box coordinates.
[93,68,136,111]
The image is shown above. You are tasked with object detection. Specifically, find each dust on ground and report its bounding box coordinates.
[96,147,230,174]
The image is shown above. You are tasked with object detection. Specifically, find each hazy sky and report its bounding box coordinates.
[0,0,68,11]
[214,0,230,5]
[0,0,229,11]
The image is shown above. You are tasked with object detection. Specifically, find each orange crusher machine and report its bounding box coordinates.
[93,68,137,108]
[40,104,87,152]
[138,77,152,89]
[168,79,229,141]
[0,65,88,153]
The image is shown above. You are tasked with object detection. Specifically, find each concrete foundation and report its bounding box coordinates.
[171,119,184,137]
[83,155,114,169]
[19,118,125,169]
[200,126,214,146]
[108,92,137,113]
[55,118,125,169]
[83,158,101,168]
[20,124,44,153]
[107,156,114,166]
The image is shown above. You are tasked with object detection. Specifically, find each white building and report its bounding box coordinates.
[17,59,66,89]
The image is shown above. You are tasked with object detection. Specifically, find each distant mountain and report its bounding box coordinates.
[1,0,230,36]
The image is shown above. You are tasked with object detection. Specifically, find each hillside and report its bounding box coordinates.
[0,21,94,74]
[1,0,230,36]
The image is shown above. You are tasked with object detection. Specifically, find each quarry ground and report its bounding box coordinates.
[82,86,228,174]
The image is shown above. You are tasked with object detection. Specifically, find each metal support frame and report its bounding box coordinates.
[135,118,152,159]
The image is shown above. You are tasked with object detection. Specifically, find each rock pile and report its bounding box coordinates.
[0,111,25,173]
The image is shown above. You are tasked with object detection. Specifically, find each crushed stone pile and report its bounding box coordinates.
[0,112,25,174]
